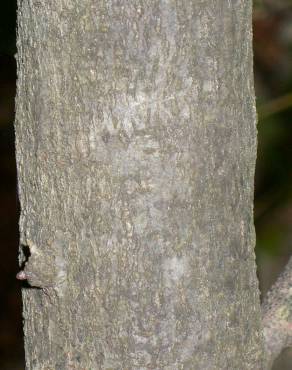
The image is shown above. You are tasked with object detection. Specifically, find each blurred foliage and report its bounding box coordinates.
[253,0,292,268]
[253,3,292,366]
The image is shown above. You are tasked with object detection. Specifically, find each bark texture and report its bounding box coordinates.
[262,256,292,368]
[15,1,265,369]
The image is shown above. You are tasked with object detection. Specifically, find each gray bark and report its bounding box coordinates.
[262,256,292,368]
[15,1,266,369]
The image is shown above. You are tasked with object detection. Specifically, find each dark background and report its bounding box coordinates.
[0,1,291,368]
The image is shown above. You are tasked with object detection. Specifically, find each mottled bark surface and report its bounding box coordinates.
[262,256,292,368]
[15,1,265,369]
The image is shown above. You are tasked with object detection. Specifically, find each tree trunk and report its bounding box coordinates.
[15,1,266,369]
